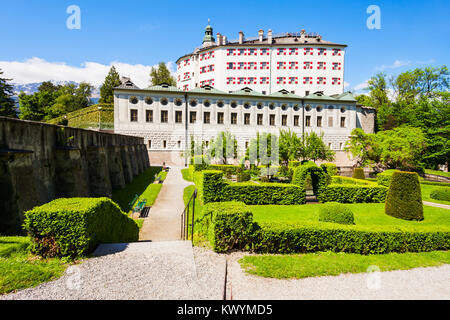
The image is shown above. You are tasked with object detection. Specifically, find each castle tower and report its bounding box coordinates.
[202,19,215,48]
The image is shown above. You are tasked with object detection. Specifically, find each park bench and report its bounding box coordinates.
[128,194,139,211]
[133,198,148,218]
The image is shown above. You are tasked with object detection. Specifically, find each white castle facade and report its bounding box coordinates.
[114,23,375,166]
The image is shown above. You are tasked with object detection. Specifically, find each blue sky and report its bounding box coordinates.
[0,0,448,91]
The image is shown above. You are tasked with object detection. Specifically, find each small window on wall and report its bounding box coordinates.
[257,114,263,125]
[175,111,183,123]
[145,97,153,105]
[217,112,224,124]
[190,111,197,123]
[130,110,138,122]
[231,113,237,125]
[282,115,287,126]
[269,114,275,126]
[204,112,210,124]
[317,116,322,127]
[294,115,299,126]
[340,117,346,128]
[305,116,311,127]
[146,110,153,123]
[163,140,167,149]
[160,98,168,106]
[328,117,333,127]
[217,100,224,108]
[148,140,152,149]
[161,110,168,123]
[130,96,138,104]
[174,98,183,106]
[244,113,250,125]
[177,141,181,148]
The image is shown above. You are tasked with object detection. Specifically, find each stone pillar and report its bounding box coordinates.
[107,145,126,190]
[54,147,90,198]
[86,146,112,197]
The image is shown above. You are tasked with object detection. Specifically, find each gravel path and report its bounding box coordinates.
[228,252,450,300]
[1,241,226,300]
[423,201,450,210]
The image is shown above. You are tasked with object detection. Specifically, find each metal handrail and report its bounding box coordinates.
[181,189,197,241]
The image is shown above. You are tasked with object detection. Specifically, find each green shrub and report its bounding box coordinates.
[377,169,399,187]
[258,166,279,177]
[320,163,338,176]
[318,184,388,203]
[352,168,365,180]
[318,202,355,225]
[331,176,373,185]
[288,161,302,169]
[292,164,328,196]
[430,188,450,201]
[385,171,423,221]
[237,171,251,182]
[197,170,305,205]
[199,202,256,253]
[24,198,139,259]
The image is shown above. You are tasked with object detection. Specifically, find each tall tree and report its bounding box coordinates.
[99,66,121,104]
[150,62,176,86]
[0,69,18,118]
[208,131,238,164]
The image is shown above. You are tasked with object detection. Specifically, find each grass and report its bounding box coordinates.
[0,237,68,295]
[239,250,450,279]
[183,185,207,246]
[425,169,450,178]
[420,183,450,206]
[181,168,193,182]
[112,166,163,212]
[135,219,145,230]
[251,203,450,232]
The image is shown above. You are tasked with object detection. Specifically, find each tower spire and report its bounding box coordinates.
[202,19,215,47]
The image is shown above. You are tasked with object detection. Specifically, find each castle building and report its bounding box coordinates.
[114,24,375,167]
[176,23,346,96]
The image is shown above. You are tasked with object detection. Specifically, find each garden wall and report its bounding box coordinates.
[0,117,150,235]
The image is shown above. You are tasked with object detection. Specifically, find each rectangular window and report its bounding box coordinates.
[317,116,322,127]
[148,140,152,149]
[305,116,311,127]
[282,115,287,126]
[190,111,196,124]
[294,115,299,127]
[244,113,251,125]
[163,140,167,149]
[161,110,168,123]
[260,48,269,55]
[328,117,333,127]
[269,114,275,126]
[175,111,182,123]
[340,117,346,128]
[317,62,326,70]
[260,61,269,70]
[257,114,263,125]
[217,112,224,124]
[231,113,237,125]
[203,112,210,124]
[146,110,153,123]
[130,110,138,122]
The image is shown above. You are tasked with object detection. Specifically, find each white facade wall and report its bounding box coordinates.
[177,45,345,96]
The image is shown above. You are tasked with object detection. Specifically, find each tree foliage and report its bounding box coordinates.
[0,69,18,118]
[150,62,176,86]
[99,66,121,104]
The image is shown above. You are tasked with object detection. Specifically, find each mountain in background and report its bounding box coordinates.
[12,80,101,98]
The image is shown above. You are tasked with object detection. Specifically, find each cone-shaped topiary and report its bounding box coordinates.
[352,168,365,180]
[385,171,424,221]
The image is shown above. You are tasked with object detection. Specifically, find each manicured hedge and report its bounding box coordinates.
[430,188,450,201]
[292,164,328,196]
[318,184,388,203]
[201,203,450,254]
[320,163,338,177]
[331,176,373,185]
[385,171,423,221]
[352,168,366,180]
[24,198,139,259]
[318,202,355,225]
[198,202,256,253]
[196,170,306,205]
[377,169,400,187]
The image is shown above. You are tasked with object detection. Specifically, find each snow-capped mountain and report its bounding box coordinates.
[12,80,100,98]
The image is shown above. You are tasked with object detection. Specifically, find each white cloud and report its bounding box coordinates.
[344,81,350,88]
[376,59,412,71]
[353,80,369,91]
[0,57,176,88]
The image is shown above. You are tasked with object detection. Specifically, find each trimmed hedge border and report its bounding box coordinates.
[430,188,450,201]
[318,184,388,203]
[24,198,139,259]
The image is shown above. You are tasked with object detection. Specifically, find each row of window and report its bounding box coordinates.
[226,48,342,56]
[225,61,342,70]
[200,65,215,74]
[130,109,347,128]
[225,77,342,85]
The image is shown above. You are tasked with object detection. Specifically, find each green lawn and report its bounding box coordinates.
[239,250,450,279]
[112,166,163,212]
[0,237,67,295]
[425,169,450,178]
[251,203,450,232]
[181,168,193,182]
[421,183,450,206]
[183,185,207,246]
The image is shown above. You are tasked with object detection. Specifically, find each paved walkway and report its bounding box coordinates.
[423,201,450,210]
[139,167,193,241]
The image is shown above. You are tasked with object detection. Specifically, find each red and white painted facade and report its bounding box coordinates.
[176,28,346,96]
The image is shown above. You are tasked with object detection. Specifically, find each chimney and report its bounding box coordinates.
[216,33,222,45]
[258,29,264,42]
[239,31,244,44]
[267,29,272,44]
[222,35,228,44]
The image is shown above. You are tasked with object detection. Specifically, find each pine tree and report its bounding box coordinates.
[99,66,121,104]
[0,69,18,118]
[150,62,176,86]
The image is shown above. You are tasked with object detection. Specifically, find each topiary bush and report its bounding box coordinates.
[198,202,257,253]
[24,198,139,259]
[320,163,338,177]
[377,169,399,187]
[318,202,355,225]
[385,171,424,221]
[352,168,365,180]
[430,188,450,202]
[318,184,388,203]
[292,163,328,196]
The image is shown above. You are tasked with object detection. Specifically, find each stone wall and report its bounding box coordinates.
[0,117,150,235]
